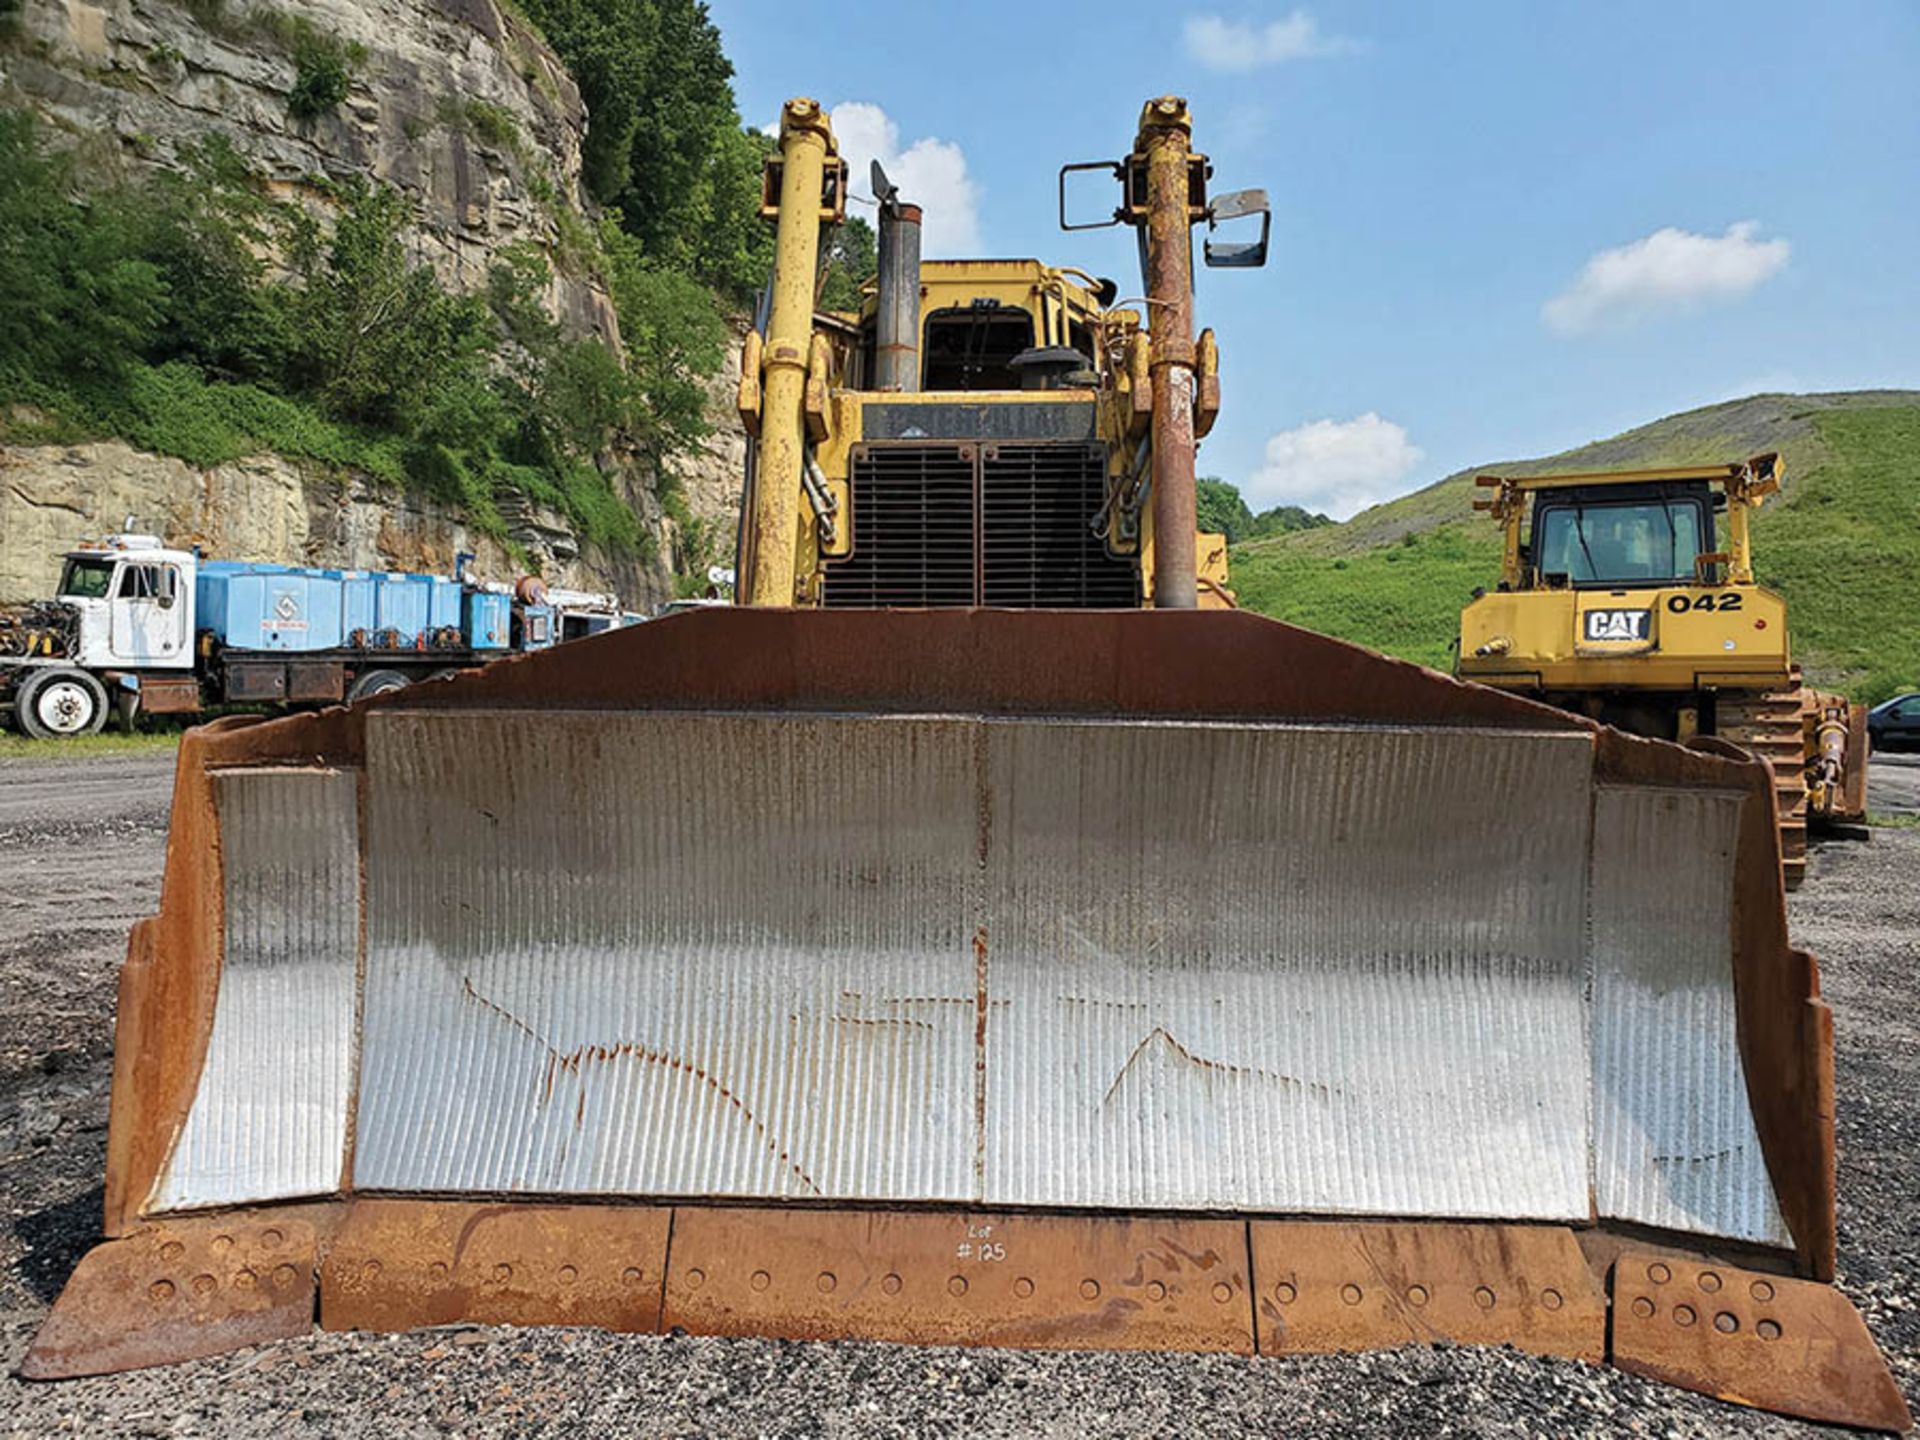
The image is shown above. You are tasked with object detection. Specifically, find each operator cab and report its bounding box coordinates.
[848,262,1114,393]
[1527,482,1718,588]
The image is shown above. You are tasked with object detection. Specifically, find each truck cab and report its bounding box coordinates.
[0,535,199,738]
[542,586,629,643]
[55,536,198,671]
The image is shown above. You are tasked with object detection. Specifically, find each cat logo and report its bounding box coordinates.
[1584,608,1650,642]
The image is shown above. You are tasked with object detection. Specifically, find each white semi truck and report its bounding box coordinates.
[0,533,635,738]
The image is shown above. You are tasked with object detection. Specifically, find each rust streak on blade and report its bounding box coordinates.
[973,926,990,1196]
[1100,1025,1340,1108]
[1609,1252,1910,1432]
[457,973,822,1195]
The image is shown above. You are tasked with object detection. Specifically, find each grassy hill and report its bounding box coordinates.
[1230,391,1920,703]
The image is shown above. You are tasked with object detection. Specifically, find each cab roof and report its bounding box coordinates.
[1475,453,1778,494]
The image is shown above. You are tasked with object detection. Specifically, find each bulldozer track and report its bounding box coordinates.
[1717,687,1809,890]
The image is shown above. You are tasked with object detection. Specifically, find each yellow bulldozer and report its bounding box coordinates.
[1457,458,1869,888]
[22,98,1907,1432]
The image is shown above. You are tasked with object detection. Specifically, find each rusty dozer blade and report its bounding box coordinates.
[24,611,1908,1432]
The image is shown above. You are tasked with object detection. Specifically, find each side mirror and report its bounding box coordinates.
[1057,161,1124,231]
[1204,188,1270,268]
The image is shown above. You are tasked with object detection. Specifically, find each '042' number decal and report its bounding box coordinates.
[1667,592,1744,614]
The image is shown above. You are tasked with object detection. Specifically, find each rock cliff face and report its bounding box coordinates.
[0,441,632,600]
[0,0,749,603]
[2,0,615,334]
[673,322,749,576]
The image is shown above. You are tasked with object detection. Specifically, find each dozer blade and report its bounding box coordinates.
[25,611,1908,1432]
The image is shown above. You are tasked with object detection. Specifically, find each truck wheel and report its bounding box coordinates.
[17,667,109,739]
[347,668,411,702]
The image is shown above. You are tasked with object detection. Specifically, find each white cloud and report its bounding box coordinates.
[830,102,981,256]
[1544,222,1790,335]
[1183,11,1357,72]
[1247,413,1424,520]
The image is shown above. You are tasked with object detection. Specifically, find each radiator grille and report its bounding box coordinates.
[823,443,1138,609]
[982,444,1140,608]
[820,446,976,607]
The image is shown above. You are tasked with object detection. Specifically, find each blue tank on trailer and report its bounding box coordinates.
[193,557,563,659]
[373,574,431,641]
[339,571,376,639]
[465,591,510,650]
[197,561,491,653]
[427,576,462,631]
[196,563,346,652]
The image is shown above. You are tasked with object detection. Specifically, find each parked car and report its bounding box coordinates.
[1867,691,1920,751]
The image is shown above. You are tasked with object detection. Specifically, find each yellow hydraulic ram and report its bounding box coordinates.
[740,96,844,608]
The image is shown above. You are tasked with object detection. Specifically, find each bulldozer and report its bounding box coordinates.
[22,98,1908,1432]
[1457,458,1870,888]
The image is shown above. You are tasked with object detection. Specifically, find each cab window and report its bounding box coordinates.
[57,557,115,600]
[922,304,1036,390]
[1068,320,1095,366]
[1534,501,1706,585]
[112,563,179,606]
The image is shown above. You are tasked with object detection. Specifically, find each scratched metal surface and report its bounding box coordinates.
[151,767,360,1211]
[1590,785,1791,1245]
[983,722,1595,1216]
[146,709,1791,1248]
[351,711,1603,1216]
[354,710,981,1201]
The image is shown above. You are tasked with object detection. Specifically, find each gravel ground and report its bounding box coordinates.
[2,747,1916,1439]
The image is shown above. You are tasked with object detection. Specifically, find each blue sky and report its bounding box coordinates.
[712,1,1920,518]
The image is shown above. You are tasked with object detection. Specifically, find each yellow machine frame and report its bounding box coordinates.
[735,99,1232,611]
[1459,455,1791,703]
[1458,453,1867,885]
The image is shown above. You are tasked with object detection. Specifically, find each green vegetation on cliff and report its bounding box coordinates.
[506,0,872,310]
[0,0,876,577]
[513,0,769,297]
[0,114,663,552]
[1230,393,1920,703]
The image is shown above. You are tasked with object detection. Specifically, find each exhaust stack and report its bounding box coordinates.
[872,161,921,393]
